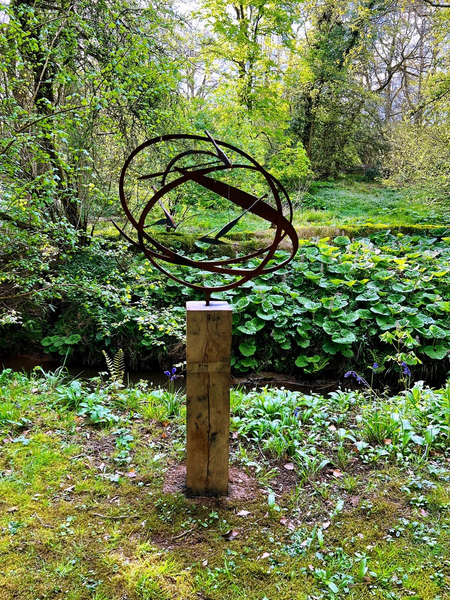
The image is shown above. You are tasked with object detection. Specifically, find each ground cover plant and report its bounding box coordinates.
[3,226,450,387]
[2,367,450,599]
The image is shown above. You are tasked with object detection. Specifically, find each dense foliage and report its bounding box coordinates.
[2,229,449,386]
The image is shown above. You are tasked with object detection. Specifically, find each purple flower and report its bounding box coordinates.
[373,363,379,370]
[344,371,357,378]
[294,407,301,418]
[344,370,368,387]
[164,367,177,382]
[401,362,411,377]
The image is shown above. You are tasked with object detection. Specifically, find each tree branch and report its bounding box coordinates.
[0,106,84,157]
[421,0,450,7]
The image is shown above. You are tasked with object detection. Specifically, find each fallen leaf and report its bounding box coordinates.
[384,438,392,445]
[328,425,337,431]
[232,432,239,439]
[237,510,251,517]
[222,529,240,541]
[322,521,331,530]
[350,496,360,507]
[420,508,428,517]
[284,463,295,471]
[258,552,270,560]
[202,559,208,566]
[333,469,343,478]
[125,470,137,478]
[7,506,19,513]
[280,517,287,525]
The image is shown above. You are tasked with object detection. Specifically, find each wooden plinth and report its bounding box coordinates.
[186,300,232,496]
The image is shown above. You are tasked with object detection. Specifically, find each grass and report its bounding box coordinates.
[2,368,450,599]
[96,177,450,247]
[296,178,450,229]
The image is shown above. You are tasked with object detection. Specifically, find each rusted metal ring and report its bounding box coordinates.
[118,133,298,294]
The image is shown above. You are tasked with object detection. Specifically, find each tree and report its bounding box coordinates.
[286,0,395,175]
[0,0,180,238]
[198,0,301,111]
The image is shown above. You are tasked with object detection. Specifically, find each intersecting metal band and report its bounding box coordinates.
[118,133,298,295]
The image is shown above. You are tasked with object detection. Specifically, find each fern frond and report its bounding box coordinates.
[103,349,125,384]
[113,349,125,383]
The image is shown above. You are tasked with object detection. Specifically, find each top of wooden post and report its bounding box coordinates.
[186,300,232,312]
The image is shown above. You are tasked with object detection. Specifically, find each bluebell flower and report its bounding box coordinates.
[344,370,368,387]
[401,362,411,377]
[344,371,357,378]
[373,363,379,370]
[164,367,178,382]
[294,407,301,418]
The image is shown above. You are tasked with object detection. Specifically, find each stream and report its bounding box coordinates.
[0,355,340,395]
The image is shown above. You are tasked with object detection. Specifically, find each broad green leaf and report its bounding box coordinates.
[267,294,285,306]
[304,270,321,281]
[339,312,360,325]
[321,296,348,310]
[370,303,390,315]
[300,299,321,312]
[422,345,448,359]
[239,341,257,357]
[356,290,380,301]
[232,297,250,310]
[408,315,426,328]
[323,320,340,335]
[334,235,350,246]
[376,316,397,330]
[237,317,265,335]
[437,301,450,313]
[429,324,447,339]
[331,329,356,344]
[239,357,258,368]
[256,302,277,321]
[322,340,341,355]
[295,355,308,368]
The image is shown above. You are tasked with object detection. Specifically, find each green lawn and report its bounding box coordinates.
[295,179,450,229]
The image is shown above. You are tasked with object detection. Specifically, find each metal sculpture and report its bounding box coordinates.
[117,133,299,495]
[116,133,298,302]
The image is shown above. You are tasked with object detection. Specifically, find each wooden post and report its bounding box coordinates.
[186,300,232,496]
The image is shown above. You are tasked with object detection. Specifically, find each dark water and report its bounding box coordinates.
[0,356,185,390]
[1,356,336,395]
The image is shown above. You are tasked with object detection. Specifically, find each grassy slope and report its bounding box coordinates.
[2,370,450,599]
[297,179,450,229]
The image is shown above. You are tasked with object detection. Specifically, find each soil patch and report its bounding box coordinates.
[163,463,261,503]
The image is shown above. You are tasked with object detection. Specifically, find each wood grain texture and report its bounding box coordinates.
[186,301,232,496]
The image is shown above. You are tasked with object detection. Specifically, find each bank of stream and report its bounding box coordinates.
[1,355,345,395]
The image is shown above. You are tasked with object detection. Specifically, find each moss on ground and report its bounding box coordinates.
[1,371,450,599]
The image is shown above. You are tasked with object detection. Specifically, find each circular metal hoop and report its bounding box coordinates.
[118,133,298,294]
